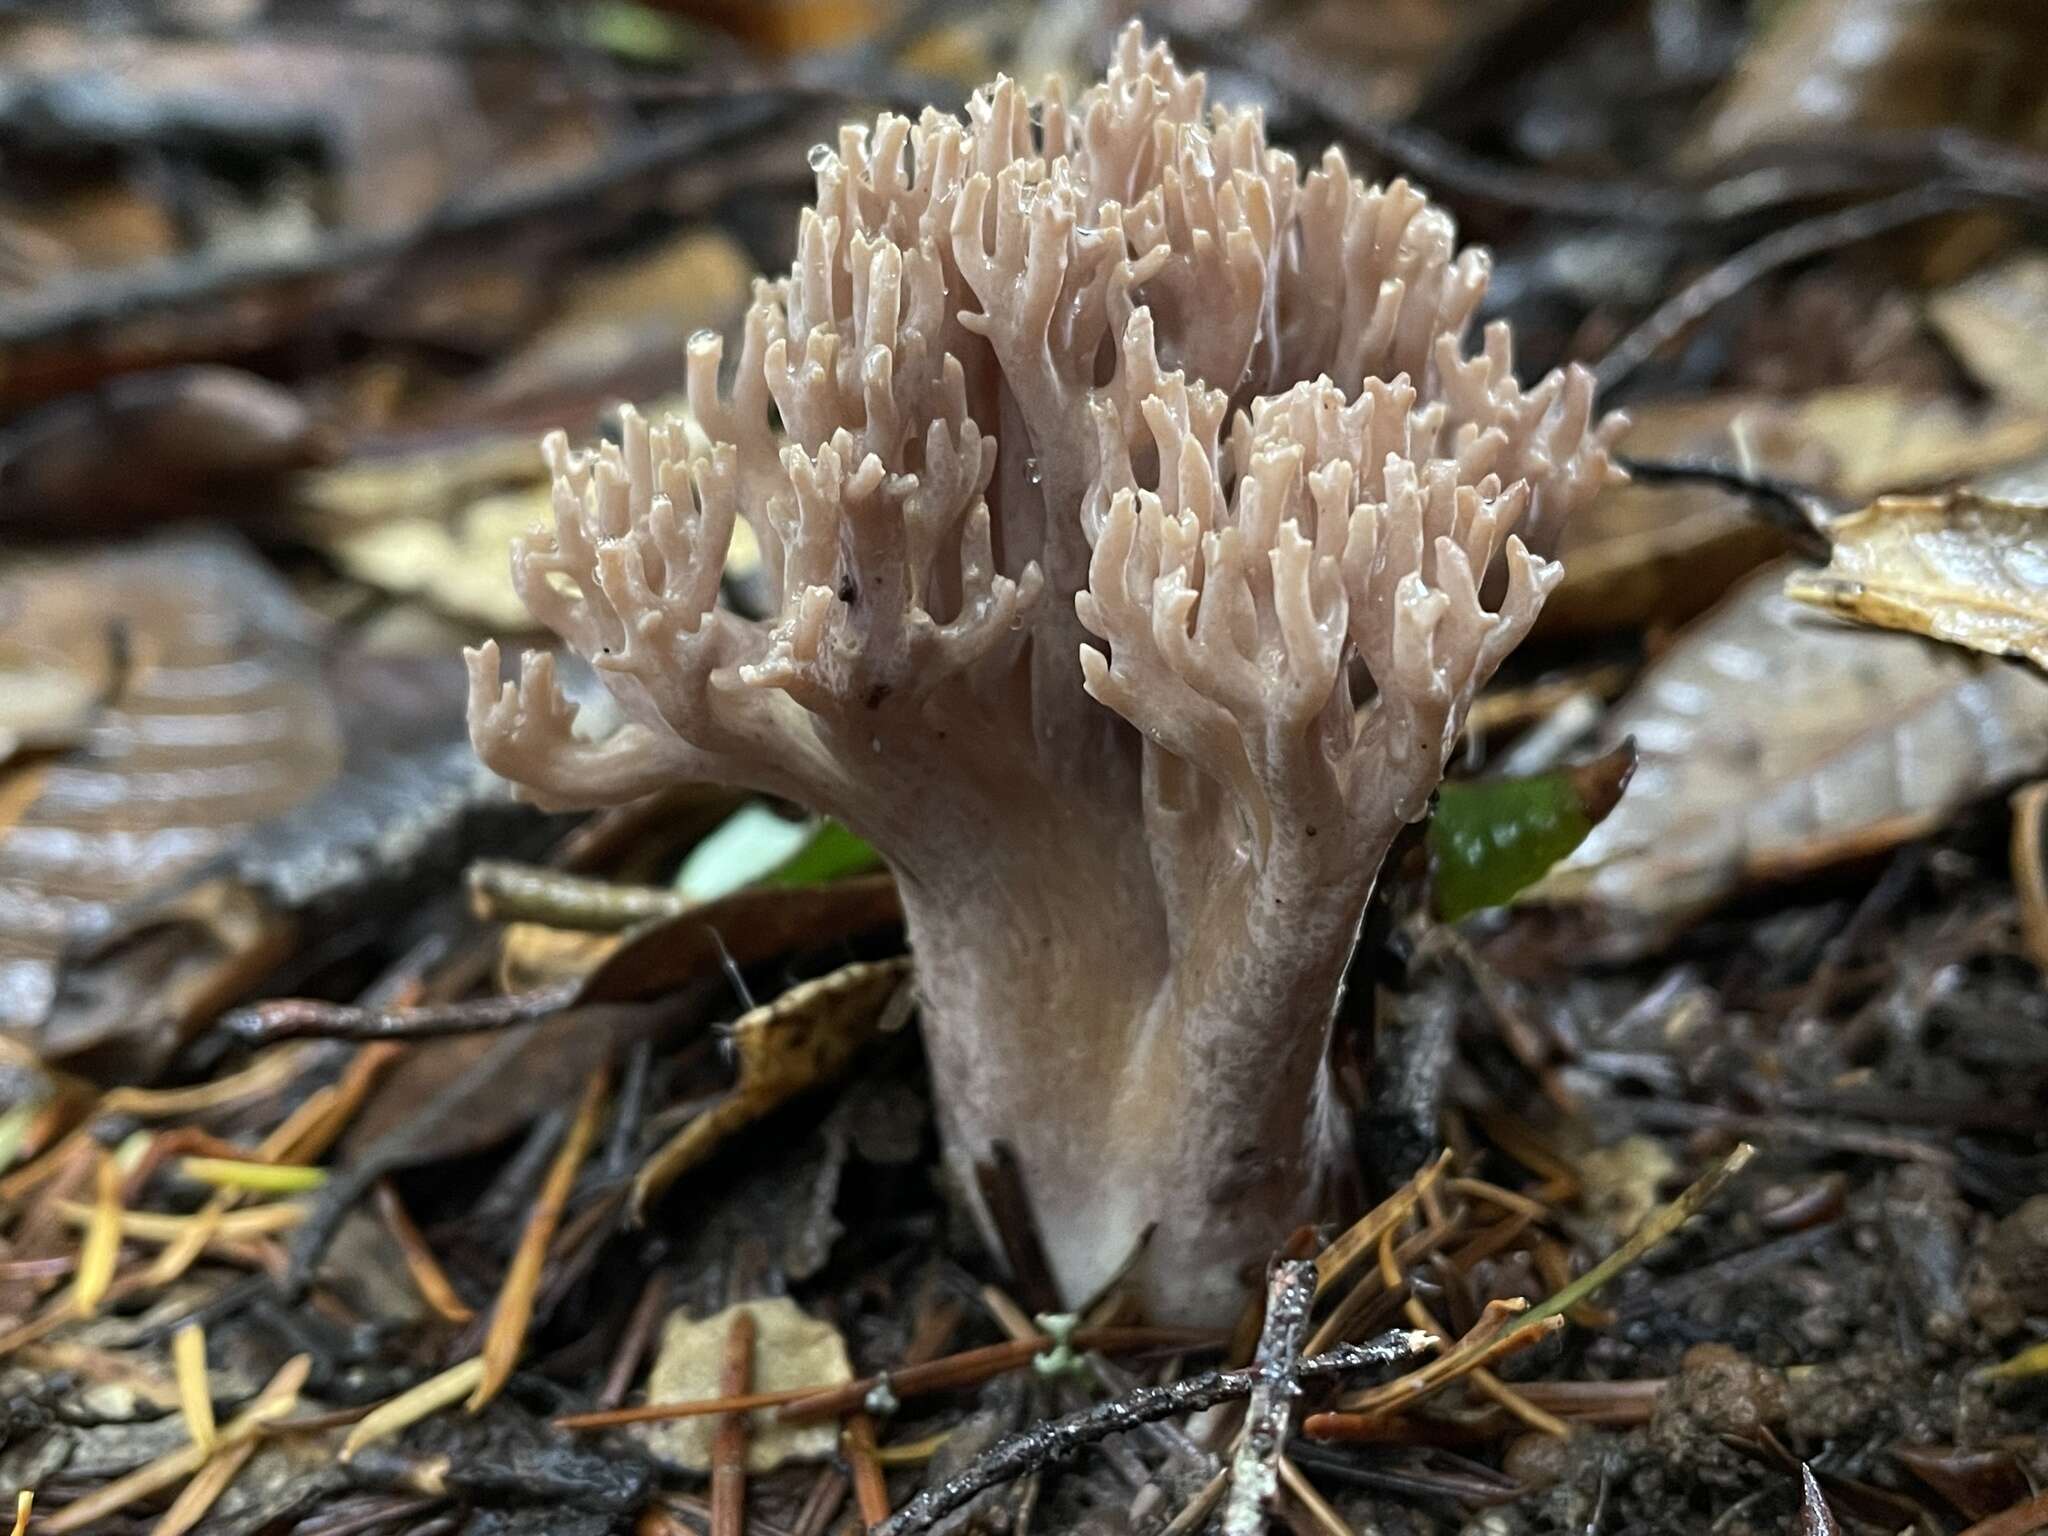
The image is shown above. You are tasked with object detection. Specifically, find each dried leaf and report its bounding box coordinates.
[1686,0,2048,168]
[631,957,912,1217]
[344,875,901,1163]
[1538,564,2048,947]
[1546,386,2048,636]
[635,1298,853,1473]
[1929,254,2048,409]
[1787,493,2048,669]
[0,535,342,1061]
[0,368,329,537]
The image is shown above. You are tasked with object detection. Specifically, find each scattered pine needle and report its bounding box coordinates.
[1507,1142,1756,1341]
[178,1157,328,1194]
[173,1324,216,1452]
[1959,1488,2048,1536]
[2011,782,2048,972]
[149,1437,255,1536]
[343,1356,486,1461]
[469,1060,610,1411]
[374,1180,474,1324]
[70,1147,122,1318]
[1974,1336,2048,1385]
[56,1200,304,1243]
[40,1353,310,1534]
[1277,1456,1354,1536]
[711,1309,756,1536]
[844,1412,892,1529]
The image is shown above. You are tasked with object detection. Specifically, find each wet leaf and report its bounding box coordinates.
[676,804,819,902]
[768,821,883,888]
[632,956,913,1217]
[0,535,343,1063]
[1686,0,2048,167]
[1893,1444,2030,1521]
[635,1298,852,1472]
[1537,564,2048,949]
[0,368,330,538]
[342,876,902,1163]
[1432,745,1635,921]
[1928,254,2048,409]
[1786,492,2048,669]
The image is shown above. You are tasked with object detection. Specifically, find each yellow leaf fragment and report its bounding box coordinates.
[9,1491,29,1536]
[1788,493,2048,669]
[630,957,912,1217]
[178,1157,329,1194]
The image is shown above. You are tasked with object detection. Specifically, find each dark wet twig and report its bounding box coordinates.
[871,1329,1430,1536]
[223,984,579,1044]
[1594,184,1974,394]
[1222,1259,1317,1535]
[1616,455,1839,557]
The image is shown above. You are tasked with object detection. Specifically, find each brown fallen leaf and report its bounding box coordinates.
[1928,254,2048,410]
[631,957,914,1218]
[0,536,342,1065]
[1545,386,2048,636]
[1684,0,2048,169]
[341,875,903,1164]
[1535,563,2048,949]
[0,368,332,538]
[1786,492,2048,669]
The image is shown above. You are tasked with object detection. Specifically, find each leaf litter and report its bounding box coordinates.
[0,3,2046,1535]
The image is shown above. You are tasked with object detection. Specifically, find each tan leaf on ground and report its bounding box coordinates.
[635,1298,852,1473]
[1787,493,2048,669]
[1535,563,2048,950]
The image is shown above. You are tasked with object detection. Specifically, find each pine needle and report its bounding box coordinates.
[173,1324,216,1452]
[342,1356,486,1461]
[1506,1142,1756,1340]
[70,1148,123,1318]
[40,1353,309,1534]
[469,1060,609,1411]
[149,1439,254,1536]
[8,1492,29,1536]
[178,1157,328,1194]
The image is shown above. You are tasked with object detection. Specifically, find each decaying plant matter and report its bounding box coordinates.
[468,26,1622,1322]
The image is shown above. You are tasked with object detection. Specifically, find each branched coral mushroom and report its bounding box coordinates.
[468,27,1622,1323]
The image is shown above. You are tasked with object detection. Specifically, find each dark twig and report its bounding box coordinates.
[871,1329,1431,1536]
[1594,184,1974,395]
[1616,456,1840,557]
[222,985,579,1044]
[1222,1259,1317,1535]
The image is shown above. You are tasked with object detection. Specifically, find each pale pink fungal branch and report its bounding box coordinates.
[468,26,1623,1323]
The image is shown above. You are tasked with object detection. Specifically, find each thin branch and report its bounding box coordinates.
[221,985,581,1044]
[1616,455,1839,557]
[870,1330,1432,1536]
[1593,184,1973,395]
[1222,1259,1317,1536]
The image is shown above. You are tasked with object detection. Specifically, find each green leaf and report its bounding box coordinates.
[675,804,817,902]
[768,820,884,887]
[1430,742,1636,921]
